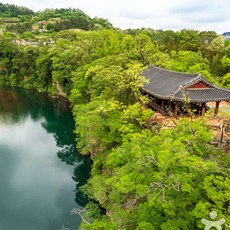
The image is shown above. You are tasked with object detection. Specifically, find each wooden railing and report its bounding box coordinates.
[148,101,167,115]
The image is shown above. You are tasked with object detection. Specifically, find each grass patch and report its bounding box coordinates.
[207,105,230,117]
[219,105,230,117]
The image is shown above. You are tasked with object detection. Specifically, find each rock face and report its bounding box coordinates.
[55,81,65,97]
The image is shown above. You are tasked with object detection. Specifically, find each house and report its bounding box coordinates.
[142,65,230,116]
[223,32,230,40]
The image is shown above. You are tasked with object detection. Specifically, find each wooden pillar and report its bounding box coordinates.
[161,100,165,108]
[174,103,179,116]
[188,103,192,114]
[214,101,220,116]
[201,102,206,116]
[169,101,173,113]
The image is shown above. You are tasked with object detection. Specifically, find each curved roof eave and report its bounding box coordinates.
[141,88,173,100]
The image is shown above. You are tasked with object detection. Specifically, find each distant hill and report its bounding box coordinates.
[0,3,34,17]
[0,2,113,34]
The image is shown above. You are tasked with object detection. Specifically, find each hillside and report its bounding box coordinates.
[0,2,113,35]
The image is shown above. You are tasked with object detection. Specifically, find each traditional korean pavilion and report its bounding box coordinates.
[142,65,230,116]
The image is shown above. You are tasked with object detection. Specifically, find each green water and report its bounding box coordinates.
[0,87,91,230]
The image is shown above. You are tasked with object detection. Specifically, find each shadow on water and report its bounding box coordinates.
[0,86,91,229]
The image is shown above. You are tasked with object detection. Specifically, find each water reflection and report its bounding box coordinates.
[0,87,91,230]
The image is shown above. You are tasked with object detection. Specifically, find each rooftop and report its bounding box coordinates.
[142,65,230,102]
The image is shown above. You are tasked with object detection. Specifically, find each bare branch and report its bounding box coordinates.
[138,155,157,169]
[150,181,181,202]
[119,198,138,209]
[71,208,91,225]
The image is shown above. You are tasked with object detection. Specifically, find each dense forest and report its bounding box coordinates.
[0,3,229,230]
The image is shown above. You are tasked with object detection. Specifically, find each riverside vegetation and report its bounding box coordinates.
[0,3,230,229]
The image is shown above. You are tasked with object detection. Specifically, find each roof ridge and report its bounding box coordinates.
[185,75,230,91]
[214,85,230,92]
[166,73,201,98]
[182,75,204,88]
[149,65,198,77]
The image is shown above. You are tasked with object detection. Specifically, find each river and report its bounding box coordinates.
[0,86,91,230]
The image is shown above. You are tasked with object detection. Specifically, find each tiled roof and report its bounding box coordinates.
[142,65,230,102]
[175,88,230,102]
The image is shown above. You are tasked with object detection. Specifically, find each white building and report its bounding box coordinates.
[223,32,230,39]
